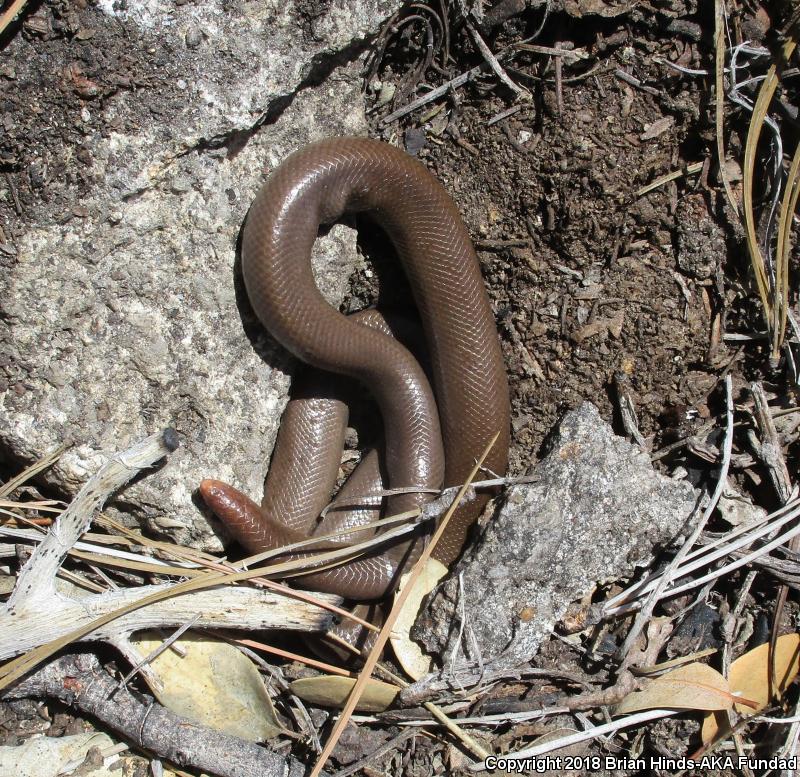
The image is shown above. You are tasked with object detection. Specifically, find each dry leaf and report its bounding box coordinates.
[62,62,100,99]
[0,575,15,596]
[702,634,800,745]
[632,648,717,676]
[641,116,675,141]
[290,675,399,712]
[0,733,115,777]
[132,633,283,741]
[572,311,624,344]
[615,662,736,715]
[563,0,634,17]
[390,558,448,679]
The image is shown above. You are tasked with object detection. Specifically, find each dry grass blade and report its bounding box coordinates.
[774,141,800,360]
[67,549,208,577]
[631,647,718,675]
[0,0,27,38]
[309,432,500,777]
[468,709,679,768]
[605,496,800,612]
[742,37,797,337]
[614,375,733,661]
[236,507,421,568]
[635,161,703,197]
[94,513,222,563]
[1,524,209,575]
[221,633,353,678]
[714,0,738,215]
[149,505,422,583]
[0,443,67,498]
[0,498,62,512]
[605,496,800,615]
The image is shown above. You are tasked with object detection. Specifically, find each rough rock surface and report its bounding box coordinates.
[414,402,700,666]
[1,0,400,548]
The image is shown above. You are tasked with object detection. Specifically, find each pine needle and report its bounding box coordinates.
[774,142,800,362]
[742,38,797,335]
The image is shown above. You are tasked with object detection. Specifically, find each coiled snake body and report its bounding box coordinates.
[200,137,510,599]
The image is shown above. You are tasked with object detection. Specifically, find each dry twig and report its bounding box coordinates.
[714,0,739,214]
[3,652,311,777]
[614,375,734,662]
[0,0,27,38]
[0,431,341,691]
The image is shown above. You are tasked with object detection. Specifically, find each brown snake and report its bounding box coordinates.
[200,137,510,600]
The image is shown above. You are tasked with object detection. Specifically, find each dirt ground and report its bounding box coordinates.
[343,3,799,498]
[2,0,800,775]
[367,7,758,477]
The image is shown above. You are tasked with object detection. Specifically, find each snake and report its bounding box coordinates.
[200,136,510,600]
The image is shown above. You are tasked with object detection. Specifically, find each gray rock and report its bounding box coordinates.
[0,0,400,548]
[414,402,699,667]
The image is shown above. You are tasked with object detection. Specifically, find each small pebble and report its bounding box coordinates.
[185,27,203,49]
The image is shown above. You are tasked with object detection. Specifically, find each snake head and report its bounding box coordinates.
[199,479,269,553]
[199,478,309,554]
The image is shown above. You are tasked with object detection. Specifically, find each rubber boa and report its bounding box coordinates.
[200,136,510,599]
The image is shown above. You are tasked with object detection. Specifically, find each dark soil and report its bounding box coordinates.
[0,0,199,228]
[367,5,779,479]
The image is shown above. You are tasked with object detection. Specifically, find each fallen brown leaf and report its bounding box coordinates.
[133,632,284,741]
[615,662,741,715]
[290,675,399,712]
[702,633,800,745]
